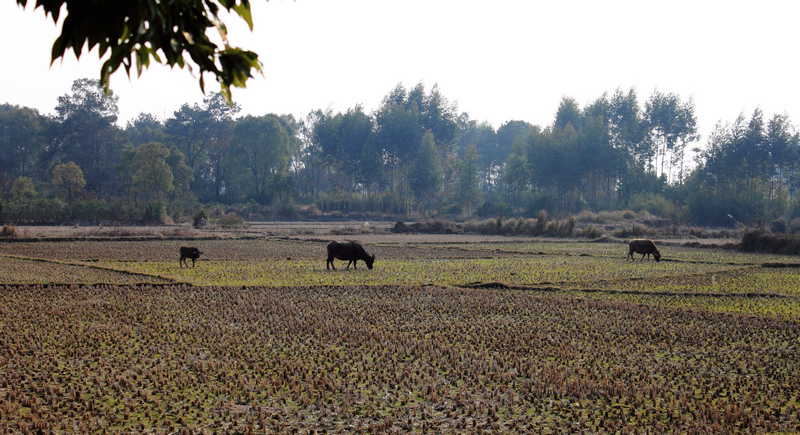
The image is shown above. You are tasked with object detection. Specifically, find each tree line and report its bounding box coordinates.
[1,78,799,227]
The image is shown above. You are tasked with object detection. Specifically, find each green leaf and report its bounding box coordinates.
[232,3,254,30]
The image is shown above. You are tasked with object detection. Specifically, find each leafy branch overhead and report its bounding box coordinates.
[15,0,263,104]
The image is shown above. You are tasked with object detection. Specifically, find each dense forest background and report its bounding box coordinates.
[1,78,799,228]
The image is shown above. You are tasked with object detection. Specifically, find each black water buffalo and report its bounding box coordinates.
[627,239,661,262]
[326,241,375,270]
[180,246,202,267]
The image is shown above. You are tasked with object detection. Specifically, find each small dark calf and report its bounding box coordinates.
[627,239,661,262]
[180,246,202,267]
[327,241,375,270]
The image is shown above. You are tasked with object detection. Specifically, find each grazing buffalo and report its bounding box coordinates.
[326,241,375,270]
[627,239,661,262]
[180,246,203,267]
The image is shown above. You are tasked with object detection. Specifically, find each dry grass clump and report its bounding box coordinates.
[574,210,635,223]
[214,213,248,229]
[1,224,17,237]
[329,221,387,236]
[739,227,800,255]
[612,223,655,239]
[83,226,148,237]
[1,284,799,433]
[463,212,578,237]
[392,219,460,234]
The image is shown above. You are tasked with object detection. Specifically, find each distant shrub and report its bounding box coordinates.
[215,214,247,229]
[578,224,603,239]
[1,224,17,237]
[688,227,708,238]
[771,218,789,234]
[628,193,677,217]
[575,210,629,224]
[551,214,576,237]
[462,218,497,235]
[622,210,638,220]
[193,209,209,227]
[739,227,800,254]
[535,210,548,234]
[613,224,654,239]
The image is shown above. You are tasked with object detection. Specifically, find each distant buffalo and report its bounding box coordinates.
[326,241,375,270]
[180,246,202,267]
[627,239,661,262]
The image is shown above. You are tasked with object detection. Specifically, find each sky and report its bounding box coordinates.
[2,0,799,147]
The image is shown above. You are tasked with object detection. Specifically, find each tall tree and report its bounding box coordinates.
[609,88,646,201]
[456,115,498,189]
[229,115,291,203]
[554,97,583,131]
[644,90,699,183]
[421,84,459,149]
[51,161,86,205]
[496,120,535,168]
[456,144,480,216]
[374,86,422,212]
[580,97,616,210]
[202,93,240,202]
[53,78,126,195]
[165,103,213,173]
[131,143,174,202]
[126,113,166,147]
[502,138,529,208]
[410,131,442,213]
[0,105,48,181]
[766,113,800,205]
[165,146,195,203]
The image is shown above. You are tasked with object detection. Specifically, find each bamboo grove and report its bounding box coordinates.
[1,79,799,226]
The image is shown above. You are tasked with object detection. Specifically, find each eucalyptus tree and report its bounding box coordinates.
[689,110,785,225]
[501,138,530,208]
[580,96,616,210]
[554,97,583,131]
[373,83,459,213]
[525,116,583,213]
[765,113,800,205]
[644,90,699,183]
[456,144,480,216]
[373,86,422,212]
[608,88,647,201]
[374,85,423,169]
[410,131,442,213]
[496,120,535,167]
[456,115,498,190]
[421,84,459,149]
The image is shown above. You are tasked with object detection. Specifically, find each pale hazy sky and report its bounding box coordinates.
[2,0,799,145]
